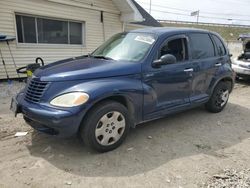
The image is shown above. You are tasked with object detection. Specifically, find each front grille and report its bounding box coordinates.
[24,79,49,103]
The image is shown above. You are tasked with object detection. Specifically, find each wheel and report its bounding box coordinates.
[80,100,131,152]
[205,82,230,113]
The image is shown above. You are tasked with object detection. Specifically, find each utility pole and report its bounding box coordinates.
[149,0,152,14]
[196,10,200,24]
[228,18,233,25]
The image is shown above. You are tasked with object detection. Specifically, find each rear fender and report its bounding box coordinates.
[208,75,234,96]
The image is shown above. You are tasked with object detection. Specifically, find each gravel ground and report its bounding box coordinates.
[204,169,250,188]
[0,80,250,188]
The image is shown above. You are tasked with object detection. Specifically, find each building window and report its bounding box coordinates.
[15,14,84,45]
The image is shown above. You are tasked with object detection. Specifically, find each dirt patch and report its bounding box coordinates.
[1,80,250,187]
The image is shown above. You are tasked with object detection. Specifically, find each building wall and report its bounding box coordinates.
[124,23,148,31]
[0,0,122,79]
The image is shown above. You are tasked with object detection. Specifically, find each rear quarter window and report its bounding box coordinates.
[212,34,226,56]
[189,33,215,60]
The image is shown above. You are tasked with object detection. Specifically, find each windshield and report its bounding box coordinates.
[92,32,156,62]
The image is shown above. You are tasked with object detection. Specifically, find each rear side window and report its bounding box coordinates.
[212,35,226,56]
[189,33,215,60]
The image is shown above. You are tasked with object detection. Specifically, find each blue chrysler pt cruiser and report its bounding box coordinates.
[11,28,235,152]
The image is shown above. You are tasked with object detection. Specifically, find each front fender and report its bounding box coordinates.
[72,75,144,125]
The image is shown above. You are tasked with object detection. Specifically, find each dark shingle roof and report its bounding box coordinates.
[131,0,162,27]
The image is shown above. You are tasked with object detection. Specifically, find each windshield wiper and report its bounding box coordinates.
[79,54,92,58]
[91,55,114,60]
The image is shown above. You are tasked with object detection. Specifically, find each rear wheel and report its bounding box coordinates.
[205,82,231,113]
[80,100,131,152]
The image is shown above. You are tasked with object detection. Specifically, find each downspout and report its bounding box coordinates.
[122,22,126,32]
[101,11,105,42]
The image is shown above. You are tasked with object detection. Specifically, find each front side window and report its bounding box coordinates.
[92,32,156,62]
[189,33,215,60]
[16,14,83,45]
[212,35,226,56]
[160,38,188,62]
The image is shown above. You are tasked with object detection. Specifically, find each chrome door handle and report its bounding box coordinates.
[215,63,222,67]
[184,68,194,72]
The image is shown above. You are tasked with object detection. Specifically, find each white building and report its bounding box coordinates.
[0,0,160,79]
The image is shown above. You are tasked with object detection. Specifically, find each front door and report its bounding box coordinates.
[143,35,193,120]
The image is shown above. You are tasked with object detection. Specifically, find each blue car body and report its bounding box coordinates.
[14,28,234,137]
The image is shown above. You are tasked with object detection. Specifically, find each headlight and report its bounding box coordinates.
[50,92,89,107]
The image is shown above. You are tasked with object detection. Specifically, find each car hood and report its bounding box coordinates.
[34,57,141,82]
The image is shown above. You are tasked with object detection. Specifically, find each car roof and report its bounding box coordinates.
[129,27,211,36]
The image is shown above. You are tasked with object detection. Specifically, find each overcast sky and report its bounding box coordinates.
[136,0,250,25]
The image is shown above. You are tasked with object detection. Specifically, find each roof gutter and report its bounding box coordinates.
[112,0,144,22]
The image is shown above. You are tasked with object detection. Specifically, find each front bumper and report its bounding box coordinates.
[232,64,250,76]
[15,92,86,137]
[232,61,250,76]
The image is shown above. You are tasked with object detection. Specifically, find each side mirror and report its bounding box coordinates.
[152,54,177,68]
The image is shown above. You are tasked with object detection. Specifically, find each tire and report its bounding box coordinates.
[80,100,131,152]
[205,81,231,113]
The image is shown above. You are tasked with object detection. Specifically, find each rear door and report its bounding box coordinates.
[188,33,218,104]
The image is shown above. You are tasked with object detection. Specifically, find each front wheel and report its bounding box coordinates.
[205,82,231,113]
[80,101,131,152]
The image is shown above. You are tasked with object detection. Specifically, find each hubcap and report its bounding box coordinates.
[216,89,229,107]
[95,111,125,146]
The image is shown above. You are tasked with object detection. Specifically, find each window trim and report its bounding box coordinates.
[210,34,227,57]
[15,13,85,47]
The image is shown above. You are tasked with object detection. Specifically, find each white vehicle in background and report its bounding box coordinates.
[232,34,250,79]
